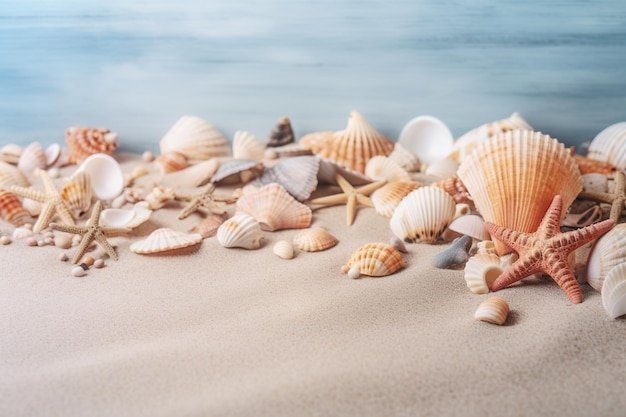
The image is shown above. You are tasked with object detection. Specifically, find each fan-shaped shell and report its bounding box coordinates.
[62,171,93,219]
[130,228,202,254]
[433,175,473,205]
[156,151,188,174]
[267,116,295,147]
[398,115,454,166]
[273,240,294,259]
[340,242,405,278]
[457,130,582,255]
[159,115,231,161]
[65,127,118,164]
[390,186,456,244]
[252,156,319,201]
[211,159,264,185]
[216,213,263,249]
[601,263,626,319]
[464,253,503,294]
[233,131,265,160]
[235,183,311,231]
[586,122,626,170]
[0,188,32,227]
[448,214,490,241]
[17,142,47,172]
[365,155,411,182]
[0,144,22,165]
[586,223,626,292]
[474,297,510,325]
[370,181,421,218]
[387,142,421,173]
[292,227,338,252]
[45,143,62,167]
[0,161,29,190]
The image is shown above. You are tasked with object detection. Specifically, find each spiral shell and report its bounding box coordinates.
[267,116,295,148]
[65,127,119,164]
[292,227,339,252]
[341,242,405,278]
[216,213,263,249]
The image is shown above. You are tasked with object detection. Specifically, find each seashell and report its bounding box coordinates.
[387,142,421,173]
[130,228,202,254]
[233,131,265,160]
[252,156,320,201]
[267,116,295,148]
[474,297,510,325]
[364,156,411,183]
[17,142,47,172]
[586,223,626,292]
[432,235,472,269]
[340,242,405,278]
[61,171,93,219]
[299,131,333,154]
[125,165,149,187]
[476,240,498,256]
[586,122,626,170]
[263,143,312,160]
[448,112,532,161]
[45,143,62,167]
[0,188,32,227]
[100,205,151,229]
[273,240,294,259]
[447,214,490,241]
[390,186,456,244]
[160,158,221,189]
[159,115,231,161]
[457,130,582,255]
[433,175,473,205]
[216,213,263,249]
[211,159,264,185]
[235,183,311,231]
[0,161,30,190]
[142,151,155,162]
[316,157,371,187]
[143,186,176,210]
[464,253,503,294]
[13,226,34,240]
[65,127,119,164]
[398,115,454,166]
[292,227,339,252]
[601,263,626,319]
[307,111,395,173]
[370,181,421,218]
[0,144,23,164]
[572,154,616,176]
[562,205,603,228]
[155,151,188,174]
[424,158,460,180]
[390,235,407,253]
[74,153,124,200]
[192,213,226,238]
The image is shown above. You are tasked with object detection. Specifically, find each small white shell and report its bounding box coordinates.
[387,142,421,173]
[17,142,47,172]
[13,226,34,240]
[74,153,124,200]
[273,240,294,259]
[130,228,202,254]
[398,115,454,165]
[586,223,626,292]
[370,181,421,218]
[601,263,626,319]
[62,171,93,219]
[464,254,503,294]
[216,213,263,249]
[447,214,490,241]
[586,122,626,170]
[0,144,22,164]
[474,297,510,325]
[233,131,265,160]
[100,205,151,229]
[364,155,411,182]
[45,143,62,167]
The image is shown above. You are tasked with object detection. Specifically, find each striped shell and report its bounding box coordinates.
[474,297,510,325]
[364,155,411,182]
[267,116,295,148]
[292,227,338,252]
[601,263,626,319]
[341,242,405,278]
[216,213,263,249]
[464,253,503,294]
[370,181,421,218]
[433,175,473,205]
[0,144,22,164]
[273,240,294,260]
[192,213,227,239]
[17,142,47,172]
[387,142,421,173]
[156,151,189,174]
[233,131,265,160]
[586,122,626,170]
[0,188,32,227]
[130,228,202,254]
[62,171,93,219]
[252,156,319,201]
[0,161,29,190]
[65,127,119,164]
[160,115,231,161]
[586,223,626,292]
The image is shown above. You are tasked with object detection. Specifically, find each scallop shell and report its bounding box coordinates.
[601,263,626,319]
[160,158,221,189]
[0,144,22,165]
[340,242,405,278]
[216,213,263,249]
[364,156,411,183]
[45,143,62,167]
[292,227,339,252]
[474,297,510,325]
[61,171,93,219]
[17,142,47,172]
[464,254,503,294]
[447,214,490,241]
[235,183,311,231]
[586,223,626,292]
[233,131,265,160]
[390,186,456,244]
[130,228,202,254]
[398,115,454,166]
[192,213,227,238]
[273,240,294,259]
[424,158,460,180]
[586,122,626,170]
[159,115,231,161]
[457,130,582,255]
[267,116,295,147]
[299,131,333,154]
[74,153,124,200]
[211,159,264,185]
[0,161,30,190]
[433,175,473,205]
[155,151,188,174]
[387,142,421,173]
[316,157,371,187]
[65,127,119,164]
[0,188,32,227]
[252,156,319,201]
[370,181,421,218]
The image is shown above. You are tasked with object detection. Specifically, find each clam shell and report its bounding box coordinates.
[100,205,151,229]
[292,227,339,252]
[0,144,22,164]
[45,143,62,167]
[370,181,421,218]
[0,161,30,190]
[65,127,119,164]
[130,228,202,254]
[160,115,231,161]
[62,171,93,219]
[192,213,226,239]
[457,130,582,255]
[211,159,264,185]
[433,175,473,205]
[586,122,626,170]
[216,213,263,249]
[316,157,371,187]
[233,131,265,160]
[160,158,221,189]
[464,254,503,294]
[364,156,411,183]
[601,263,626,319]
[474,297,510,325]
[235,183,311,231]
[390,186,456,244]
[17,142,47,172]
[273,240,294,259]
[155,151,188,174]
[74,153,124,200]
[267,116,295,147]
[340,242,405,278]
[252,156,319,201]
[387,142,421,173]
[586,223,626,292]
[398,115,454,166]
[424,158,460,180]
[0,188,32,227]
[447,214,490,241]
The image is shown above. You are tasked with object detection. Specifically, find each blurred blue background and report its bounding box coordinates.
[1,0,625,153]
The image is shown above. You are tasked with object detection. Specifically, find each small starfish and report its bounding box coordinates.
[175,183,239,220]
[309,174,386,225]
[578,171,626,223]
[485,195,614,304]
[50,200,129,264]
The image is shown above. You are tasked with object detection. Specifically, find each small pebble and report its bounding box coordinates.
[94,259,105,269]
[0,235,11,245]
[71,266,87,277]
[432,235,473,269]
[79,262,89,271]
[55,234,72,249]
[83,256,95,267]
[58,252,69,262]
[142,150,155,162]
[43,237,54,245]
[37,240,45,247]
[26,237,37,247]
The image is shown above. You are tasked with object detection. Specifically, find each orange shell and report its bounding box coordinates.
[572,154,617,176]
[433,175,473,206]
[370,181,421,218]
[0,188,32,227]
[156,151,189,174]
[341,242,405,277]
[65,126,118,164]
[292,227,339,252]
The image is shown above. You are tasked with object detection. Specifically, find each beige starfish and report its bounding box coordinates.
[175,183,239,220]
[11,170,75,233]
[50,200,129,264]
[309,174,386,225]
[578,171,626,223]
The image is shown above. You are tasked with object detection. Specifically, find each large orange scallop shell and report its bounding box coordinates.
[0,188,32,227]
[341,242,405,278]
[65,127,119,164]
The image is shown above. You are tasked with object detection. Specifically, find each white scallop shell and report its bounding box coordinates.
[364,155,411,182]
[62,171,93,219]
[464,254,503,294]
[398,115,454,166]
[160,115,231,161]
[370,181,421,218]
[586,223,626,292]
[474,297,510,325]
[216,213,263,249]
[74,153,124,200]
[601,262,626,319]
[17,142,47,172]
[233,131,265,160]
[0,161,30,189]
[586,122,626,170]
[130,228,202,254]
[447,214,490,241]
[45,143,62,167]
[273,240,294,259]
[387,142,421,173]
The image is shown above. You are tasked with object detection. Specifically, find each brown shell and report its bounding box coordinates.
[65,126,118,164]
[341,242,405,277]
[572,154,617,176]
[267,116,295,147]
[292,227,339,252]
[0,188,32,227]
[433,175,473,205]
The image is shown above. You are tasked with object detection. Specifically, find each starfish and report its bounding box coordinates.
[484,195,614,304]
[175,183,239,220]
[10,170,75,234]
[578,171,626,223]
[50,200,129,264]
[309,174,386,226]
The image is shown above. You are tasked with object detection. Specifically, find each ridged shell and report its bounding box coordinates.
[65,127,119,164]
[299,131,333,154]
[316,157,371,187]
[0,188,32,227]
[387,142,421,173]
[161,158,221,189]
[0,161,29,190]
[474,297,510,325]
[159,116,231,161]
[586,122,626,170]
[233,131,265,160]
[449,113,532,161]
[447,214,490,241]
[0,144,22,165]
[252,156,319,201]
[398,115,454,166]
[130,228,202,254]
[457,130,582,255]
[267,117,295,147]
[17,142,47,172]
[601,263,626,319]
[156,151,188,174]
[340,242,405,278]
[216,213,263,249]
[235,183,311,231]
[292,227,339,252]
[364,156,411,182]
[390,186,456,244]
[572,154,617,176]
[273,240,294,259]
[586,223,626,292]
[370,181,421,218]
[45,143,62,167]
[62,171,93,219]
[211,159,264,185]
[192,213,226,238]
[464,254,503,294]
[433,175,473,205]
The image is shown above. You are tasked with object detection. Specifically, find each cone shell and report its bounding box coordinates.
[601,263,626,319]
[457,130,582,255]
[292,227,339,252]
[252,156,319,201]
[216,213,263,249]
[235,183,311,231]
[433,175,473,205]
[17,142,47,172]
[464,253,503,294]
[160,116,231,161]
[192,213,227,239]
[586,223,626,292]
[390,186,456,244]
[233,131,265,160]
[0,161,29,190]
[365,156,411,182]
[387,142,421,173]
[65,127,118,164]
[0,188,32,227]
[341,242,405,278]
[273,240,294,259]
[156,151,189,174]
[62,171,93,219]
[474,297,510,325]
[267,116,295,147]
[370,181,421,218]
[211,159,264,185]
[586,122,626,170]
[130,228,202,254]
